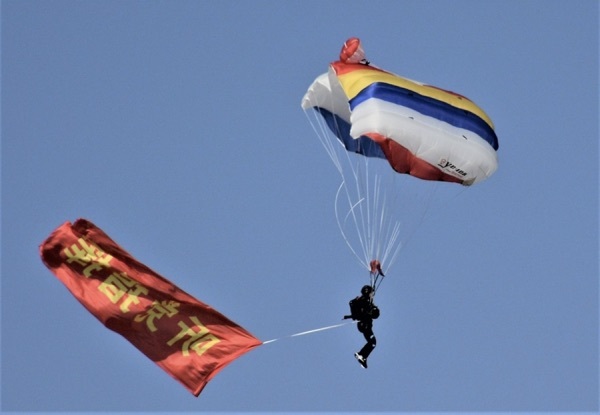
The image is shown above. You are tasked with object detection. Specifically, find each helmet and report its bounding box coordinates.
[361,285,373,296]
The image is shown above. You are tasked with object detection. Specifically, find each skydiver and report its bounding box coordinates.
[343,285,380,369]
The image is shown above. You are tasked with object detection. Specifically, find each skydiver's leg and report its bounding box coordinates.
[358,323,376,359]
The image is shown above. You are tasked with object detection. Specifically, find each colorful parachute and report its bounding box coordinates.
[302,37,498,186]
[302,38,499,276]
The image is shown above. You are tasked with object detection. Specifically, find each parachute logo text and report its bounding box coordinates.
[437,159,468,178]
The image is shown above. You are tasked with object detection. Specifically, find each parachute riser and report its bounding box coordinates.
[370,271,385,296]
[369,259,385,297]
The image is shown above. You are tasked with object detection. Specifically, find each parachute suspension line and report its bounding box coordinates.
[363,167,404,274]
[351,159,377,270]
[304,103,372,272]
[366,168,404,275]
[340,144,369,266]
[334,140,376,271]
[303,95,405,275]
[304,97,434,276]
[361,167,374,265]
[372,183,383,264]
[335,180,368,270]
[383,221,403,272]
[371,173,386,266]
[335,152,406,275]
[304,110,343,176]
[352,158,387,272]
[351,162,370,268]
[385,178,441,274]
[377,196,403,273]
[304,101,365,267]
[363,160,375,267]
[402,181,438,246]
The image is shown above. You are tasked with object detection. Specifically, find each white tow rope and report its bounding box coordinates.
[262,321,356,345]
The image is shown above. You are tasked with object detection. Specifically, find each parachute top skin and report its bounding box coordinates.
[303,38,499,186]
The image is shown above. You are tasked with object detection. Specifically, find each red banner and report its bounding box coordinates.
[40,219,262,397]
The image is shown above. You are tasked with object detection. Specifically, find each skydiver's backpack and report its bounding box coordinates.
[348,297,361,319]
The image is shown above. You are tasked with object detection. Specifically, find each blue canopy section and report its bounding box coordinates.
[315,107,385,159]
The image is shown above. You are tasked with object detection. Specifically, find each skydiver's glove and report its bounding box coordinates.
[343,315,353,320]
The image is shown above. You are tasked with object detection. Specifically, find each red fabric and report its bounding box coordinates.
[367,133,464,184]
[331,60,387,76]
[40,219,262,397]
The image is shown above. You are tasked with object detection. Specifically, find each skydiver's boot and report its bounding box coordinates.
[354,352,367,369]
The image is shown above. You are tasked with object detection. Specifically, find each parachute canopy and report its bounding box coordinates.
[302,37,499,186]
[301,38,500,274]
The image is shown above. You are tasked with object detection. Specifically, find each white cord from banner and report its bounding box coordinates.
[262,321,356,345]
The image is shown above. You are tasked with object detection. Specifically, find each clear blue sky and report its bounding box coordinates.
[2,1,598,413]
